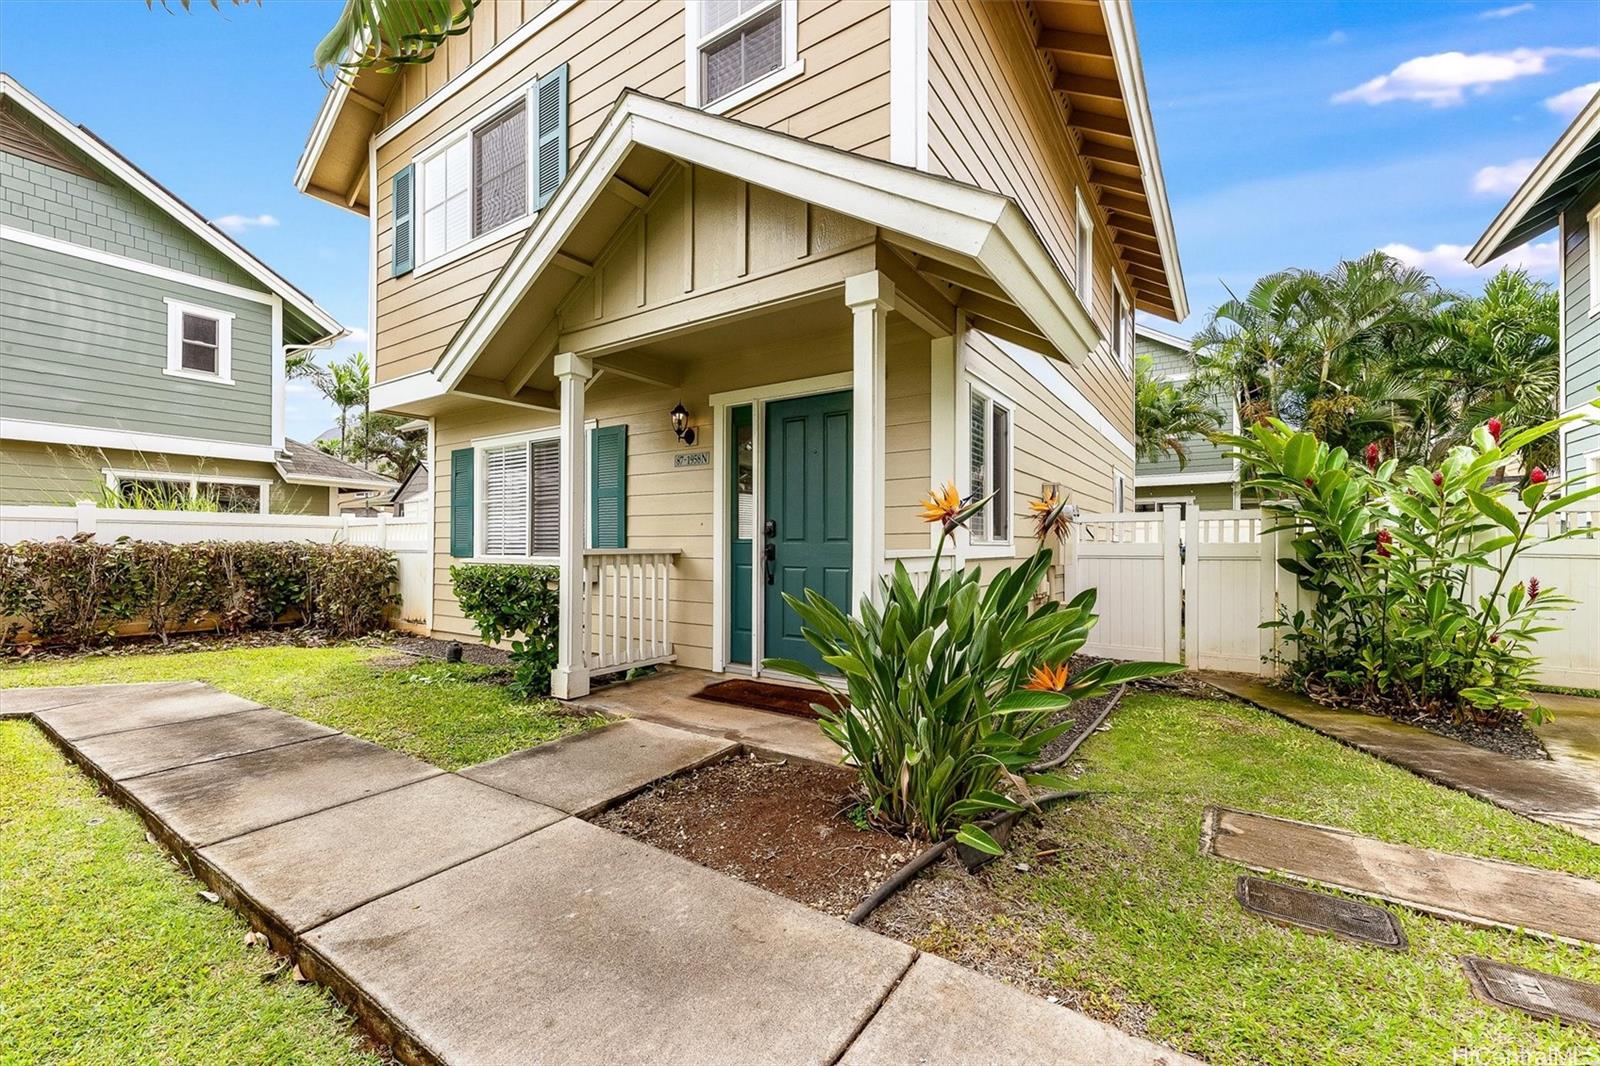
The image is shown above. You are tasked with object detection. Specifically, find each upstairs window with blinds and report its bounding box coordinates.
[480,438,562,558]
[698,0,784,106]
[473,100,527,235]
[968,387,1013,545]
[163,299,233,383]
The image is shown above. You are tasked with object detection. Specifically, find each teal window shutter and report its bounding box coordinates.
[534,64,569,210]
[449,447,475,557]
[590,424,627,549]
[392,164,415,277]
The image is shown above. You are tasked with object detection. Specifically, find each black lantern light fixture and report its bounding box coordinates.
[670,402,696,446]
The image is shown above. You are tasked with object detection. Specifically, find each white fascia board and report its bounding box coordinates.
[372,371,449,413]
[1470,91,1600,266]
[0,74,343,339]
[436,93,1097,388]
[1135,321,1190,350]
[1137,470,1236,486]
[2,418,277,463]
[294,79,351,193]
[275,467,397,490]
[1099,1,1187,320]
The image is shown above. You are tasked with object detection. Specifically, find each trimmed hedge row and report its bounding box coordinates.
[0,538,398,648]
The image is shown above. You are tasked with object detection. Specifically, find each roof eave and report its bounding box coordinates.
[1469,90,1600,266]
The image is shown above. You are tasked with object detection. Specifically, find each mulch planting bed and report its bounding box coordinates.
[390,634,511,667]
[593,752,917,918]
[1395,712,1548,761]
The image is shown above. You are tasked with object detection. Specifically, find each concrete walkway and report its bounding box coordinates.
[2,682,1195,1066]
[1199,673,1600,845]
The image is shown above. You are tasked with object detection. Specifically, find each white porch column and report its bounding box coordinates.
[845,271,894,611]
[551,351,593,700]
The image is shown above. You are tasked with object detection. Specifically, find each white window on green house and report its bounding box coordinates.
[479,437,561,558]
[967,385,1013,546]
[163,299,233,384]
[1589,201,1600,316]
[107,470,267,514]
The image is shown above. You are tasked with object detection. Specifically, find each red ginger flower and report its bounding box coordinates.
[1528,577,1540,602]
[1487,417,1502,443]
[1303,476,1316,489]
[1375,528,1392,558]
[1432,471,1443,487]
[1529,467,1547,485]
[1364,442,1380,471]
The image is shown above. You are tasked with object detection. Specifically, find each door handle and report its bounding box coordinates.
[763,543,776,585]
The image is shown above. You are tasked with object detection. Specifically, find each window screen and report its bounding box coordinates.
[701,0,782,105]
[531,438,561,555]
[473,101,527,237]
[180,313,219,374]
[968,392,988,542]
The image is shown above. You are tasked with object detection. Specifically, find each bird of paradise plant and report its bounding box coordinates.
[765,482,1180,853]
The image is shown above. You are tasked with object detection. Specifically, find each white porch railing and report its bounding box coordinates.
[581,549,681,674]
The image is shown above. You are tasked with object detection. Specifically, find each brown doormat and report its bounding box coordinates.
[1200,806,1600,946]
[692,679,847,721]
[1461,957,1600,1034]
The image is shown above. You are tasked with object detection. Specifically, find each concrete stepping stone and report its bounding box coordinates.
[196,775,564,944]
[1201,807,1600,946]
[121,733,440,849]
[840,953,1200,1066]
[301,818,915,1066]
[460,718,736,816]
[72,707,335,781]
[34,682,263,741]
[1,681,199,720]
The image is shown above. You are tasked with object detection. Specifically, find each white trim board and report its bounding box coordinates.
[1137,470,1237,486]
[0,74,342,339]
[2,417,276,463]
[1135,321,1190,351]
[984,332,1137,462]
[2,226,277,306]
[889,0,929,169]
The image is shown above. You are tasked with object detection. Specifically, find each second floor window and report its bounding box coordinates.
[420,101,529,265]
[1112,282,1132,374]
[163,298,233,384]
[699,0,785,106]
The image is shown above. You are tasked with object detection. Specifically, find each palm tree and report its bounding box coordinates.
[314,0,481,83]
[318,353,369,458]
[1134,355,1224,468]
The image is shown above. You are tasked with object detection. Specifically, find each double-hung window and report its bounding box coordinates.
[967,384,1013,546]
[691,0,798,110]
[480,436,561,558]
[1112,282,1133,374]
[419,100,529,266]
[163,299,233,384]
[1075,191,1095,309]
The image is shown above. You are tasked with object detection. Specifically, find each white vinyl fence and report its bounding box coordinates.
[1068,505,1600,688]
[0,502,431,630]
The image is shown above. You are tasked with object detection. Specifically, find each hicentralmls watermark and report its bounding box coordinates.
[1452,1048,1599,1065]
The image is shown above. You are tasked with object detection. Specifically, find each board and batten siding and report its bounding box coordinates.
[430,317,933,666]
[371,0,892,384]
[0,439,327,514]
[926,0,1135,444]
[1,239,274,447]
[1562,177,1600,478]
[0,103,258,289]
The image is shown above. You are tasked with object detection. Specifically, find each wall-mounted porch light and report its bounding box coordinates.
[671,402,697,446]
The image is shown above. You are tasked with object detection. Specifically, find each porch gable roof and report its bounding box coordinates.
[423,91,1101,403]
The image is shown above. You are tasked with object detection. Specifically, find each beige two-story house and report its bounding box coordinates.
[295,0,1186,697]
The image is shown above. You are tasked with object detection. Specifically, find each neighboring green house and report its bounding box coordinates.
[0,74,386,515]
[1132,324,1239,513]
[1470,88,1600,479]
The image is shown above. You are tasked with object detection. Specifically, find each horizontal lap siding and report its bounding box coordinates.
[371,0,893,384]
[1134,333,1233,478]
[1563,184,1600,413]
[0,239,273,446]
[0,439,328,514]
[927,0,1134,445]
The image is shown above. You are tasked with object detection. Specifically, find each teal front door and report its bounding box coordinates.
[763,390,852,673]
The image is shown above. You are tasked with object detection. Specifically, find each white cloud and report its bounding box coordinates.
[1471,157,1537,195]
[1321,30,1349,46]
[1380,239,1558,278]
[1479,3,1534,18]
[212,213,280,234]
[344,327,369,345]
[1545,81,1600,118]
[1333,47,1600,107]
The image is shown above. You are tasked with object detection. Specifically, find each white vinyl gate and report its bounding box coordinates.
[1068,505,1599,685]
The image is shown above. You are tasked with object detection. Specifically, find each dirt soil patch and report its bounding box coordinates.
[594,752,916,918]
[390,635,511,667]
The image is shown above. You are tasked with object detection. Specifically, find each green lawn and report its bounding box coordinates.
[0,721,382,1065]
[0,643,598,770]
[897,692,1600,1065]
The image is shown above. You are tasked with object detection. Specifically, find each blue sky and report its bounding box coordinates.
[4,0,1598,437]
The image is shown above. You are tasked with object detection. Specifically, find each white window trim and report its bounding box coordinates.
[467,421,595,563]
[1587,202,1600,317]
[964,376,1016,558]
[1075,190,1095,312]
[1112,279,1132,375]
[163,298,234,385]
[102,468,270,514]
[413,80,540,276]
[1114,470,1128,513]
[685,0,803,115]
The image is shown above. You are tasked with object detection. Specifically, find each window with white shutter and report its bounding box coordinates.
[967,384,1013,547]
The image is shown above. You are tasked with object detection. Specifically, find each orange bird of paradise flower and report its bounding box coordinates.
[920,481,963,528]
[1024,662,1071,692]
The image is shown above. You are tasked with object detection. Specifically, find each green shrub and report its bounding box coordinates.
[1221,404,1600,726]
[450,563,559,698]
[767,486,1180,853]
[0,538,397,648]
